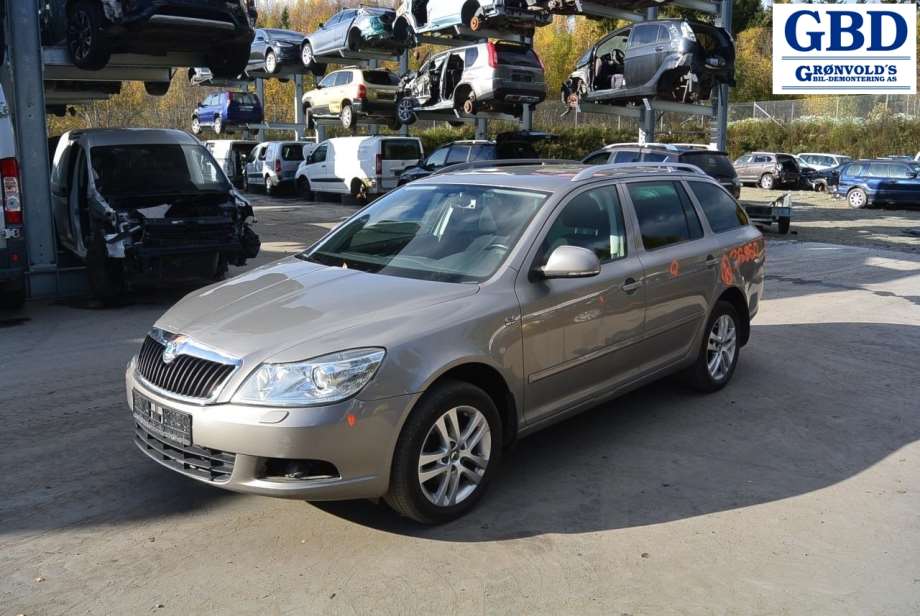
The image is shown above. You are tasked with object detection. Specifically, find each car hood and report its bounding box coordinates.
[155,256,479,362]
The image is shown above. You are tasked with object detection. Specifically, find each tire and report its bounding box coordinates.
[67,0,111,70]
[265,176,276,196]
[241,173,250,192]
[350,179,368,205]
[460,91,476,117]
[264,49,278,74]
[347,28,361,52]
[778,216,791,235]
[209,47,248,80]
[296,176,313,200]
[0,279,26,310]
[759,173,775,190]
[394,19,415,46]
[191,115,201,135]
[847,187,868,209]
[340,102,355,130]
[213,115,223,135]
[86,230,125,306]
[683,301,741,393]
[144,81,171,97]
[396,96,417,126]
[301,41,316,70]
[385,380,502,524]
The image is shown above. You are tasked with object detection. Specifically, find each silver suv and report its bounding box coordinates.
[128,162,764,523]
[397,41,546,125]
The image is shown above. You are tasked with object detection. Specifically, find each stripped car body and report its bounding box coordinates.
[524,0,673,16]
[562,19,735,107]
[51,129,259,300]
[300,7,406,76]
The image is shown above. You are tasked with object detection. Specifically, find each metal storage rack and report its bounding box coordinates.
[2,0,732,300]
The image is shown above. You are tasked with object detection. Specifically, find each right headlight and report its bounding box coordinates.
[232,348,385,407]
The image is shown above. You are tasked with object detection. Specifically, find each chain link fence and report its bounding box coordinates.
[729,95,920,124]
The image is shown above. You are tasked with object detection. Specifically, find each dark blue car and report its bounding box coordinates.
[191,92,263,136]
[835,159,920,209]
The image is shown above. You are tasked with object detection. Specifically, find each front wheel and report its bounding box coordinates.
[759,173,775,190]
[301,42,316,70]
[847,187,868,209]
[296,177,313,200]
[385,380,502,524]
[683,301,740,393]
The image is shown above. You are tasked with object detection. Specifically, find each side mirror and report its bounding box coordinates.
[538,246,600,279]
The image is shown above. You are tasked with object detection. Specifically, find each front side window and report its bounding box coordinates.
[309,145,327,164]
[584,152,611,165]
[319,73,337,88]
[89,144,229,202]
[446,145,471,165]
[539,185,627,264]
[629,181,703,250]
[302,185,547,283]
[425,147,449,168]
[688,181,748,233]
[735,155,751,165]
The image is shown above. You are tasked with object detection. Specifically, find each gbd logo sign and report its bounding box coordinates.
[773,4,916,95]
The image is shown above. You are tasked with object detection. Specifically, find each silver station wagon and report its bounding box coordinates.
[128,162,765,523]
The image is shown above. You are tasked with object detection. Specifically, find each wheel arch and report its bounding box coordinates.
[717,286,751,347]
[417,361,520,448]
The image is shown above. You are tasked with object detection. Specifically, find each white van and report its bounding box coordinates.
[205,139,257,188]
[0,83,25,310]
[295,136,423,203]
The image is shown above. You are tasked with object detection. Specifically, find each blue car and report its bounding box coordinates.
[835,159,920,209]
[191,92,263,136]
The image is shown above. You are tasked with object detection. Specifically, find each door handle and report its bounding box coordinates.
[655,46,665,52]
[705,255,719,267]
[621,277,642,293]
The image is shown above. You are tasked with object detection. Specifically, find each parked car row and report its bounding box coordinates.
[732,151,852,193]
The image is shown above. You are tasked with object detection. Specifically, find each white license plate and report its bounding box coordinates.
[133,391,192,446]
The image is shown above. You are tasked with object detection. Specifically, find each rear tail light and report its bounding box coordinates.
[275,159,282,174]
[375,153,382,176]
[487,42,497,68]
[1,157,22,226]
[356,83,367,101]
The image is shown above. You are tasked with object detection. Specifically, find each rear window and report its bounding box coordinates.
[232,93,259,106]
[495,44,542,69]
[382,139,421,160]
[688,181,748,233]
[362,70,399,85]
[280,144,304,161]
[681,152,736,178]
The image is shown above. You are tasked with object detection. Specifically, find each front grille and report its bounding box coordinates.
[135,423,235,482]
[137,335,235,400]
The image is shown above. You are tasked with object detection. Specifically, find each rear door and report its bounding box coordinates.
[517,183,646,424]
[280,143,305,181]
[625,179,716,369]
[625,24,659,88]
[379,139,422,190]
[888,163,920,205]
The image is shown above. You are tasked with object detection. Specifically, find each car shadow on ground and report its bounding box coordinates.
[314,321,920,541]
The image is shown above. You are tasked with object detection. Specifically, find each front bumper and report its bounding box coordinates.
[126,363,416,500]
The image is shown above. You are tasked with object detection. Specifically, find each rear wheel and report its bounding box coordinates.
[209,47,248,79]
[847,187,868,209]
[191,115,201,135]
[759,173,775,190]
[385,380,502,524]
[340,102,355,130]
[0,279,26,310]
[67,0,111,70]
[683,301,740,393]
[213,115,223,135]
[347,28,362,52]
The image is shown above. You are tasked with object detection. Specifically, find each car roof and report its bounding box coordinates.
[324,136,421,145]
[65,128,199,147]
[413,163,714,192]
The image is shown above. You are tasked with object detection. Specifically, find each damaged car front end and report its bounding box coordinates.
[51,129,260,303]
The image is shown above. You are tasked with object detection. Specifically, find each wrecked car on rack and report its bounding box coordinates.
[50,129,260,303]
[562,19,734,108]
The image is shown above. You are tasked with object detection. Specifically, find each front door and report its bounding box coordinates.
[625,180,715,370]
[517,183,646,424]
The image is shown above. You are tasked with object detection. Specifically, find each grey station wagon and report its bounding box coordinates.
[128,162,765,523]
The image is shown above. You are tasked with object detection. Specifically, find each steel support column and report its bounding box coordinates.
[638,6,657,144]
[9,0,57,297]
[712,0,732,152]
[255,78,265,141]
[293,74,305,140]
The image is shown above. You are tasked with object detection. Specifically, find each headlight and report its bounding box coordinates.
[233,348,385,406]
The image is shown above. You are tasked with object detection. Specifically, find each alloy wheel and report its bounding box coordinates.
[265,50,277,74]
[70,11,93,62]
[848,189,866,209]
[301,44,313,68]
[341,105,353,129]
[706,314,737,382]
[397,97,415,124]
[417,406,491,507]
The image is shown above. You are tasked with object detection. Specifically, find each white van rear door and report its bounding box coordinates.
[378,139,422,190]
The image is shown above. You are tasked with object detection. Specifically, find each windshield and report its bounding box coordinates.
[301,184,547,283]
[90,144,230,199]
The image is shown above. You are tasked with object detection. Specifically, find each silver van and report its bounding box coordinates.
[243,141,313,195]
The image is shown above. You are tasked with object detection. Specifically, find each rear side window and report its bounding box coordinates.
[889,164,912,179]
[446,145,471,165]
[630,25,659,46]
[335,72,353,86]
[584,152,611,165]
[681,152,736,178]
[495,44,542,68]
[688,181,748,233]
[612,150,640,163]
[628,181,703,250]
[642,151,668,162]
[867,163,890,177]
[233,93,259,106]
[843,163,862,177]
[470,144,498,161]
[658,24,671,42]
[382,139,421,160]
[281,144,304,161]
[464,47,479,66]
[362,70,399,85]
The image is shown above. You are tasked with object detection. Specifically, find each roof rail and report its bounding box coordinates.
[430,159,578,176]
[571,162,706,182]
